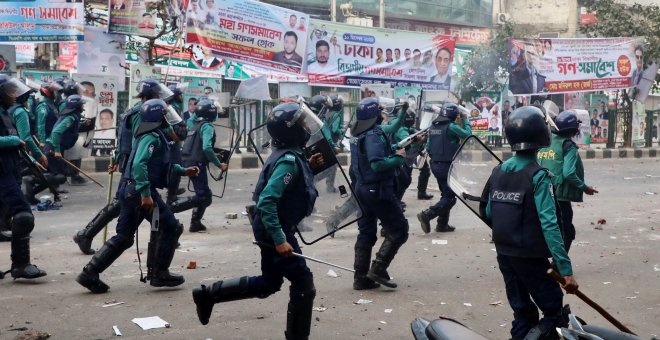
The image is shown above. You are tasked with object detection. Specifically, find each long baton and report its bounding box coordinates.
[547,269,636,335]
[59,157,104,188]
[102,172,114,242]
[253,241,354,273]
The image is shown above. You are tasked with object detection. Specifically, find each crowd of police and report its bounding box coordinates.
[0,72,596,339]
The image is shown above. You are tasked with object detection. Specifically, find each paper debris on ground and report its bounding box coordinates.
[489,300,503,306]
[225,213,238,219]
[384,309,392,313]
[113,325,122,336]
[654,264,660,272]
[132,316,170,330]
[354,299,372,305]
[626,296,637,299]
[464,303,472,307]
[379,321,387,324]
[326,269,338,278]
[645,192,656,195]
[187,261,197,269]
[312,307,327,312]
[432,239,448,245]
[102,301,125,308]
[603,282,612,285]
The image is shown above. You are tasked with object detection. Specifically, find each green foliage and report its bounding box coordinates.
[454,21,517,102]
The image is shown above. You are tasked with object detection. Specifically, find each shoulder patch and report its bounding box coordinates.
[283,172,292,185]
[148,143,155,154]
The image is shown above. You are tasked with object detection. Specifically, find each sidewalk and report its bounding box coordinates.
[80,146,660,172]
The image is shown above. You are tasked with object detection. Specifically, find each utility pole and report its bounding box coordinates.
[331,0,336,22]
[379,0,384,27]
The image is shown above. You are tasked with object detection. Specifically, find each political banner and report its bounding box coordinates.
[572,109,591,147]
[79,27,126,89]
[75,74,120,157]
[186,0,310,75]
[21,70,68,83]
[58,42,77,71]
[393,86,422,108]
[632,100,646,147]
[109,0,161,38]
[508,37,642,95]
[466,91,502,137]
[588,93,609,143]
[0,0,84,42]
[128,64,163,107]
[306,20,456,90]
[178,76,222,121]
[14,43,35,64]
[0,45,16,75]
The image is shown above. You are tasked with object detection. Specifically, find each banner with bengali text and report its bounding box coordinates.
[508,37,642,95]
[306,19,456,89]
[0,0,84,42]
[186,0,310,75]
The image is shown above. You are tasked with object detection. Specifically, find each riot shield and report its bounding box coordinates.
[208,124,243,198]
[447,135,502,225]
[248,119,362,245]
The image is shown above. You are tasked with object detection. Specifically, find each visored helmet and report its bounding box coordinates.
[329,94,343,112]
[267,102,322,148]
[60,95,90,115]
[61,79,82,96]
[40,81,62,99]
[194,98,219,122]
[554,110,580,135]
[506,106,551,151]
[136,98,167,137]
[351,97,381,136]
[308,95,331,115]
[0,75,31,108]
[403,109,416,128]
[167,84,184,97]
[136,79,173,101]
[443,103,460,121]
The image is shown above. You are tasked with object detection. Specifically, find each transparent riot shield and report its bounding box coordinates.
[207,123,244,198]
[248,119,362,245]
[448,135,502,224]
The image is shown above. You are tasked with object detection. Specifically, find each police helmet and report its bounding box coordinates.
[40,81,62,99]
[60,95,85,115]
[506,106,551,151]
[351,97,381,136]
[135,79,173,101]
[195,99,219,122]
[329,94,343,112]
[308,95,331,115]
[554,110,580,135]
[404,109,416,128]
[135,99,167,137]
[61,79,81,96]
[267,102,321,148]
[0,75,32,108]
[443,103,460,121]
[168,84,184,97]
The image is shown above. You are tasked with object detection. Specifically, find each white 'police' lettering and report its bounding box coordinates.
[490,190,522,203]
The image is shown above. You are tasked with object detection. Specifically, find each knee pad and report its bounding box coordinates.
[201,193,212,207]
[109,234,134,251]
[11,212,34,237]
[291,276,316,301]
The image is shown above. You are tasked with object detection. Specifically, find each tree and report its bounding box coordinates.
[580,0,660,147]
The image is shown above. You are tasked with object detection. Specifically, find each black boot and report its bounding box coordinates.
[417,192,434,200]
[284,295,315,340]
[10,236,47,279]
[73,200,121,255]
[189,206,208,233]
[435,206,455,232]
[192,276,255,325]
[353,246,379,290]
[168,196,196,214]
[416,208,438,234]
[150,223,185,287]
[76,241,125,293]
[166,174,183,205]
[366,238,404,288]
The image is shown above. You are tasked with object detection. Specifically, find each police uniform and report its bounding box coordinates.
[45,100,82,176]
[537,133,588,253]
[192,102,318,340]
[36,95,58,143]
[165,88,188,204]
[76,99,187,293]
[418,106,471,233]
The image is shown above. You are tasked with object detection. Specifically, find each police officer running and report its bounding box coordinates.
[537,110,597,252]
[485,106,578,339]
[43,95,85,177]
[350,97,409,289]
[417,103,471,233]
[165,84,188,205]
[170,99,228,232]
[73,79,176,255]
[56,79,89,185]
[0,75,47,280]
[76,99,198,293]
[192,102,323,340]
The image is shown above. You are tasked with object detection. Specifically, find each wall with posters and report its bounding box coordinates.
[78,27,126,90]
[0,0,84,42]
[22,70,68,83]
[58,43,77,72]
[75,74,120,157]
[14,44,35,64]
[109,0,162,38]
[508,37,642,95]
[0,46,16,75]
[186,0,310,75]
[306,20,455,89]
[468,91,502,136]
[588,94,609,143]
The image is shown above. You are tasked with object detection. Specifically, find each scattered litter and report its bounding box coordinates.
[576,241,591,246]
[384,309,393,313]
[490,248,496,252]
[500,324,507,327]
[326,269,338,278]
[603,282,612,285]
[187,261,197,269]
[413,301,425,306]
[654,264,660,272]
[432,239,448,245]
[489,300,503,306]
[36,200,62,211]
[225,213,238,219]
[12,330,49,339]
[594,225,603,230]
[256,315,265,319]
[597,218,607,225]
[131,316,170,330]
[645,192,656,195]
[463,303,472,307]
[312,307,327,312]
[102,301,125,308]
[440,302,446,305]
[379,321,387,325]
[610,236,617,239]
[626,296,637,299]
[241,211,248,216]
[354,299,372,305]
[113,325,122,336]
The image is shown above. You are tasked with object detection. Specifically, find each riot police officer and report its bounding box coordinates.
[170,99,227,232]
[36,81,61,143]
[350,97,409,289]
[44,95,85,176]
[192,102,323,340]
[56,79,89,185]
[537,110,597,252]
[0,75,47,280]
[165,84,188,205]
[76,99,198,293]
[485,106,578,339]
[417,103,471,233]
[73,79,175,255]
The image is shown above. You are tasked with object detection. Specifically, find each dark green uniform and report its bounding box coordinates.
[10,106,43,159]
[36,98,57,142]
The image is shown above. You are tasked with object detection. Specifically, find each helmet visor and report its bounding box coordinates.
[157,83,175,101]
[1,78,32,104]
[165,105,183,125]
[24,78,42,91]
[294,100,323,136]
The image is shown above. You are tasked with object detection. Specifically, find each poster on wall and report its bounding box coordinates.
[572,109,591,146]
[109,0,163,38]
[393,86,422,108]
[178,76,222,121]
[58,42,77,72]
[75,74,120,157]
[14,44,35,64]
[588,93,609,143]
[0,45,16,75]
[468,91,501,136]
[360,83,392,99]
[0,0,84,42]
[632,100,646,147]
[78,27,126,90]
[508,37,642,95]
[22,70,68,83]
[306,19,456,89]
[186,0,310,75]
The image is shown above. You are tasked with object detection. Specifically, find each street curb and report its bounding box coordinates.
[80,148,658,172]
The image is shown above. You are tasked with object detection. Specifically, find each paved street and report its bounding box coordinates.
[1,158,659,339]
